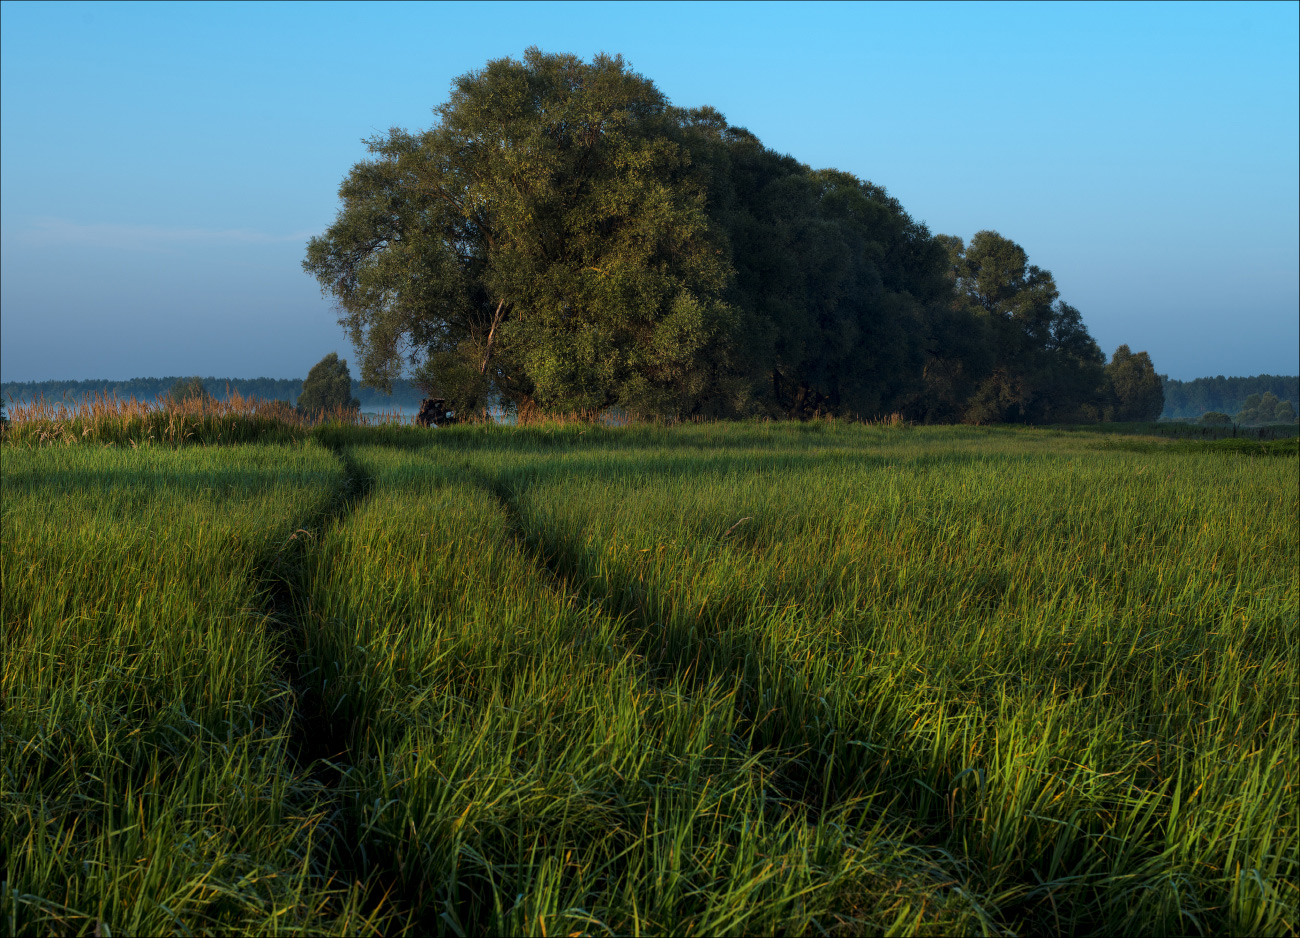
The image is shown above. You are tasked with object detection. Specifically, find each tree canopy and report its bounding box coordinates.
[305,48,1154,424]
[932,231,1107,423]
[305,49,734,417]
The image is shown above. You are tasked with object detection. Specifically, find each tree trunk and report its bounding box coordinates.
[480,299,507,375]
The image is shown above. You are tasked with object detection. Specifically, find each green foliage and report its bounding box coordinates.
[165,374,212,405]
[305,48,735,418]
[942,232,1107,423]
[2,376,288,405]
[672,116,953,417]
[305,50,1142,425]
[1,377,430,412]
[1199,410,1233,425]
[1184,436,1300,456]
[1106,344,1164,421]
[298,352,360,415]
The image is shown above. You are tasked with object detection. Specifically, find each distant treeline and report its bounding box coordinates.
[1,377,426,410]
[10,373,1299,423]
[1160,375,1299,420]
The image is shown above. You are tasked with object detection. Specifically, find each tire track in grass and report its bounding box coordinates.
[283,439,997,933]
[273,444,375,771]
[1,443,405,935]
[294,448,661,934]
[477,470,1092,935]
[471,448,1300,937]
[474,468,858,802]
[463,465,986,932]
[246,442,391,914]
[464,465,639,653]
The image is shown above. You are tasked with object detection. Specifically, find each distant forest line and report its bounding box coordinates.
[1159,374,1299,421]
[5,373,1297,421]
[1,377,426,411]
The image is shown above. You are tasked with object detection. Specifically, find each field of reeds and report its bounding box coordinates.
[3,404,1297,936]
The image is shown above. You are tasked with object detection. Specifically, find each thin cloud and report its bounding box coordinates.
[19,217,316,251]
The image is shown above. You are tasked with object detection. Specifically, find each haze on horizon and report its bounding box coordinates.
[2,0,1297,384]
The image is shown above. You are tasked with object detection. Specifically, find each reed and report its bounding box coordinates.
[1,389,404,446]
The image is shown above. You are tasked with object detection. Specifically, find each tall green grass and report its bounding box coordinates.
[5,422,1296,935]
[1,390,382,447]
[492,424,1299,934]
[1,443,398,934]
[293,446,973,935]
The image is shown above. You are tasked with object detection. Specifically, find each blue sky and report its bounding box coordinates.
[2,0,1296,382]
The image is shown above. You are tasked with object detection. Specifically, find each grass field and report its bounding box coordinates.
[3,421,1296,935]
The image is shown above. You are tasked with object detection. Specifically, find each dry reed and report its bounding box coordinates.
[2,389,406,446]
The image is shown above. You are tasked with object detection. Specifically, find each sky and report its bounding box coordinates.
[1,0,1296,383]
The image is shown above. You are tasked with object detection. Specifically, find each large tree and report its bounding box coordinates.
[304,49,737,417]
[306,50,1138,425]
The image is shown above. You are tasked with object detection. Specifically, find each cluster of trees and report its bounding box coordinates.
[1161,374,1299,420]
[164,376,212,405]
[1230,392,1296,425]
[1104,346,1165,422]
[304,48,1162,424]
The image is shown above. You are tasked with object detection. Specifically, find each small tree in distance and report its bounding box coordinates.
[1105,345,1163,421]
[298,353,360,416]
[165,376,212,406]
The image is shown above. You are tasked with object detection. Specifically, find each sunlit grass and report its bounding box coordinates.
[293,445,974,935]
[2,390,380,446]
[4,422,1295,935]
[1,443,399,935]
[496,425,1299,934]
